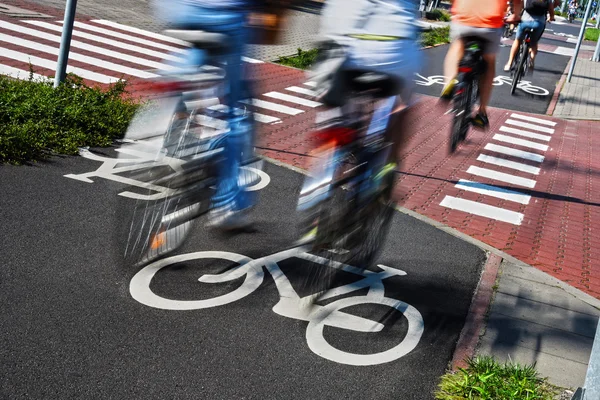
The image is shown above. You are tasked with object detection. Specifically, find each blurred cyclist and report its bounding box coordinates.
[153,0,263,230]
[440,0,522,129]
[504,0,555,72]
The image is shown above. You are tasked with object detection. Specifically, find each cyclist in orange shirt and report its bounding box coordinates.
[441,0,522,129]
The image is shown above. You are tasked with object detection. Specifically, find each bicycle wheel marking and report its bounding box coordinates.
[128,248,424,366]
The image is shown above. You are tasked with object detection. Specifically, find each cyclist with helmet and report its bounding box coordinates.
[440,0,522,129]
[503,0,554,72]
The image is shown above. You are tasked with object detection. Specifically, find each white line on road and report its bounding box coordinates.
[207,104,281,124]
[69,21,187,54]
[499,126,552,142]
[493,134,549,152]
[477,154,541,175]
[440,195,524,225]
[240,99,304,115]
[505,118,555,134]
[0,32,158,79]
[0,20,172,70]
[510,113,557,126]
[467,166,537,188]
[0,64,46,80]
[24,20,184,63]
[286,86,317,97]
[484,144,545,163]
[0,46,118,83]
[92,19,188,46]
[264,92,322,108]
[304,81,317,87]
[456,179,531,204]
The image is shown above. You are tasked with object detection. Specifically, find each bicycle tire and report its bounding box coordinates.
[511,44,527,95]
[116,105,217,268]
[450,79,471,153]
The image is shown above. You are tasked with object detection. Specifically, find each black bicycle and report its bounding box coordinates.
[297,48,400,269]
[449,38,485,153]
[510,28,533,95]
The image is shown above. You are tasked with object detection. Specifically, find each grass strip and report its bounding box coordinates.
[0,72,138,165]
[435,356,562,400]
[585,27,599,42]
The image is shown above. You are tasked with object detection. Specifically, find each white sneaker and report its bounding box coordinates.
[206,207,252,231]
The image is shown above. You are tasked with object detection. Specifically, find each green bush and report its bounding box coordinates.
[0,72,139,164]
[435,356,561,400]
[421,26,451,47]
[277,48,320,70]
[585,28,599,42]
[554,10,563,17]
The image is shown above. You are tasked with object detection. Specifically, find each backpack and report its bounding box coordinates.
[525,0,550,16]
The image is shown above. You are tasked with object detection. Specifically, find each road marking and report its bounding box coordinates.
[286,86,317,97]
[208,104,281,124]
[240,99,304,115]
[505,118,555,134]
[0,20,172,70]
[304,81,317,87]
[24,20,184,63]
[510,113,557,126]
[484,144,545,163]
[0,64,46,80]
[477,154,541,175]
[69,21,187,54]
[456,179,531,204]
[0,32,157,79]
[92,19,189,46]
[264,92,322,108]
[553,47,575,56]
[467,166,537,188]
[493,134,549,152]
[440,196,524,225]
[0,46,118,83]
[499,126,552,142]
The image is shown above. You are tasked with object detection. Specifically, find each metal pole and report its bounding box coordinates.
[53,0,78,88]
[567,0,594,81]
[593,28,600,60]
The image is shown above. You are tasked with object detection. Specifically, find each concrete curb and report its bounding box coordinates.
[451,253,502,370]
[546,59,570,116]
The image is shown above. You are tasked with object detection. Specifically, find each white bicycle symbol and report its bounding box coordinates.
[130,246,425,366]
[64,144,270,201]
[414,73,549,96]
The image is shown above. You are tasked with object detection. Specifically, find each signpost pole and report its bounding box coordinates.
[54,0,78,88]
[567,0,594,81]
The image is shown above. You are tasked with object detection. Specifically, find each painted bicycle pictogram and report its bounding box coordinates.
[414,73,549,96]
[129,246,424,366]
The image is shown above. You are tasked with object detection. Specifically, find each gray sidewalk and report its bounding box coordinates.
[477,260,600,390]
[553,59,600,120]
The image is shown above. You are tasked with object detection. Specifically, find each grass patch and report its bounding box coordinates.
[0,72,138,164]
[427,9,452,22]
[585,28,599,42]
[277,48,320,70]
[421,26,451,47]
[435,356,562,400]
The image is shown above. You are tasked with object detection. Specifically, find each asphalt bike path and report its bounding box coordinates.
[0,153,485,399]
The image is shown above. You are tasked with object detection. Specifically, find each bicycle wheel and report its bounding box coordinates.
[511,45,527,95]
[450,79,472,153]
[116,105,218,268]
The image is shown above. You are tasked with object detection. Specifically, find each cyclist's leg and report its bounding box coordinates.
[473,28,502,128]
[528,21,546,68]
[441,22,466,98]
[505,23,527,71]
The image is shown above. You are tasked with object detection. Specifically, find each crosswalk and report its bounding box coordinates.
[440,113,556,226]
[0,17,325,125]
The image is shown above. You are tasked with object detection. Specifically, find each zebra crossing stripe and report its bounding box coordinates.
[440,196,524,225]
[499,126,551,142]
[505,118,555,134]
[467,166,537,188]
[0,64,46,80]
[24,20,185,63]
[208,104,281,124]
[510,113,557,127]
[92,19,189,46]
[493,134,549,152]
[455,179,531,205]
[477,154,541,175]
[68,21,187,54]
[484,144,545,163]
[0,32,158,79]
[264,92,322,108]
[0,46,118,83]
[0,20,173,71]
[240,99,304,115]
[286,86,317,97]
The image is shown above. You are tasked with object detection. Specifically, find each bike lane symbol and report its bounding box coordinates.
[129,246,425,366]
